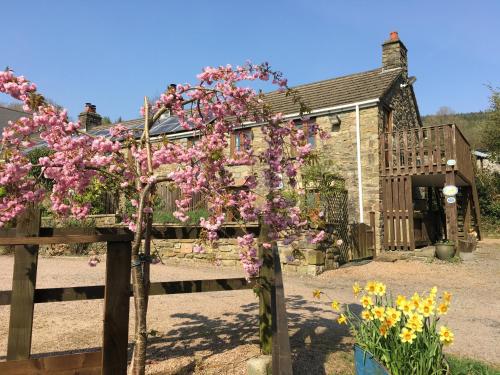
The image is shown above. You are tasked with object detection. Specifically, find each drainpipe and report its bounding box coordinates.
[355,104,364,223]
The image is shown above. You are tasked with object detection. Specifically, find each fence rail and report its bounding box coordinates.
[380,124,474,183]
[0,210,292,374]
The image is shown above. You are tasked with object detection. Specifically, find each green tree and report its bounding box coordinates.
[481,87,500,160]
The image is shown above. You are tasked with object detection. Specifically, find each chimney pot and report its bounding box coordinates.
[390,31,399,41]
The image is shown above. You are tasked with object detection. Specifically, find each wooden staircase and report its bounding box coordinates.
[380,124,481,250]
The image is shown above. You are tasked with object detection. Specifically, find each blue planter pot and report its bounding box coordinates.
[354,345,390,375]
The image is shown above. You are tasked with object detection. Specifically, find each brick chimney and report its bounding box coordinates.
[78,102,102,132]
[382,31,408,73]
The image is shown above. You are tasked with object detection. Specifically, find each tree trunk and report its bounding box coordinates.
[130,260,148,375]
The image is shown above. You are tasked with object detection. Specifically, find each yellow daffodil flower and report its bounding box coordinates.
[331,300,340,311]
[439,326,454,345]
[406,318,424,332]
[411,293,422,310]
[418,303,435,318]
[384,316,397,328]
[437,302,449,315]
[396,295,407,306]
[398,300,414,315]
[375,282,387,297]
[399,327,417,344]
[372,306,386,321]
[313,289,321,299]
[385,307,402,323]
[360,295,373,308]
[430,286,438,298]
[365,281,377,295]
[361,309,374,321]
[352,282,361,297]
[443,291,452,304]
[337,314,347,325]
[379,324,389,338]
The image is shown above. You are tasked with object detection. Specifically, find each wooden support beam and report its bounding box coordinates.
[445,172,458,243]
[258,222,273,355]
[102,241,132,375]
[271,245,293,375]
[7,206,41,360]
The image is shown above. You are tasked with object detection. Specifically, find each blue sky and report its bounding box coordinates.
[2,0,499,121]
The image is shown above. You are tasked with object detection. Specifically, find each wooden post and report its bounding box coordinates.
[7,206,41,360]
[369,211,376,252]
[445,172,458,244]
[271,245,293,375]
[102,241,132,375]
[258,221,274,355]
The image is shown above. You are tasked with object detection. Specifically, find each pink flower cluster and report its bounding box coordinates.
[0,63,322,278]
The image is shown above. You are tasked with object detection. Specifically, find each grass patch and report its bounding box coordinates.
[447,355,500,375]
[153,208,209,224]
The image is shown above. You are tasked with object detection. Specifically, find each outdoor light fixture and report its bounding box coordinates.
[330,114,341,131]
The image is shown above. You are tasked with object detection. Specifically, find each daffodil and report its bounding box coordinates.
[384,316,397,328]
[411,293,422,310]
[372,306,386,321]
[360,295,373,308]
[337,314,347,325]
[406,317,424,332]
[439,326,454,345]
[352,282,361,297]
[361,309,373,321]
[437,302,449,315]
[396,294,407,306]
[443,291,452,304]
[418,303,435,318]
[365,281,377,295]
[398,300,414,315]
[331,300,340,311]
[313,289,321,299]
[375,282,387,297]
[430,286,438,298]
[399,327,417,344]
[379,324,389,338]
[385,307,402,323]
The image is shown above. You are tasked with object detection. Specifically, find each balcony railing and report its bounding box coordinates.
[380,124,474,183]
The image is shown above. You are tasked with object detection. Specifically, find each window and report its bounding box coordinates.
[291,118,317,157]
[384,109,393,133]
[230,129,252,157]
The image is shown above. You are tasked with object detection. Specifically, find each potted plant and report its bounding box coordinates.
[314,281,454,374]
[435,240,456,260]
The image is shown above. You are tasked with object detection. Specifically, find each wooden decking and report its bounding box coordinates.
[380,124,475,184]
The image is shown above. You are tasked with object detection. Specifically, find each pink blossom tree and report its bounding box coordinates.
[0,64,325,373]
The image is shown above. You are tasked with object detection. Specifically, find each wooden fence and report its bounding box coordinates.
[0,210,292,374]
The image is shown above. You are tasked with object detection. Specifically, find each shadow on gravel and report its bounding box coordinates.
[145,294,355,375]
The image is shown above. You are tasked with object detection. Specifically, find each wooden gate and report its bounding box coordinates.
[350,212,376,260]
[382,176,415,250]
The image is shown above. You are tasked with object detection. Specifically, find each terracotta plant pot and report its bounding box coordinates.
[435,242,455,260]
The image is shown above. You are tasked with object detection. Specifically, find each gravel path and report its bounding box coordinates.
[0,239,499,374]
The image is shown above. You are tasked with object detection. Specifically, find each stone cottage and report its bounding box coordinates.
[78,32,480,271]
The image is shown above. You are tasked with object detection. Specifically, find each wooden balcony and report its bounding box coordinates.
[380,124,475,184]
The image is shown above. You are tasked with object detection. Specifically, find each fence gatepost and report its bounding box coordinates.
[258,221,273,355]
[7,205,41,360]
[102,240,132,374]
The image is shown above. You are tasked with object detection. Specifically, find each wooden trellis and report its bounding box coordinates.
[0,209,292,374]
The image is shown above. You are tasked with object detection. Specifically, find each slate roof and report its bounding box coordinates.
[96,67,403,138]
[0,106,30,132]
[24,66,404,143]
[265,67,402,115]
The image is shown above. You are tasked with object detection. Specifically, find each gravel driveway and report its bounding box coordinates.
[0,239,499,374]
